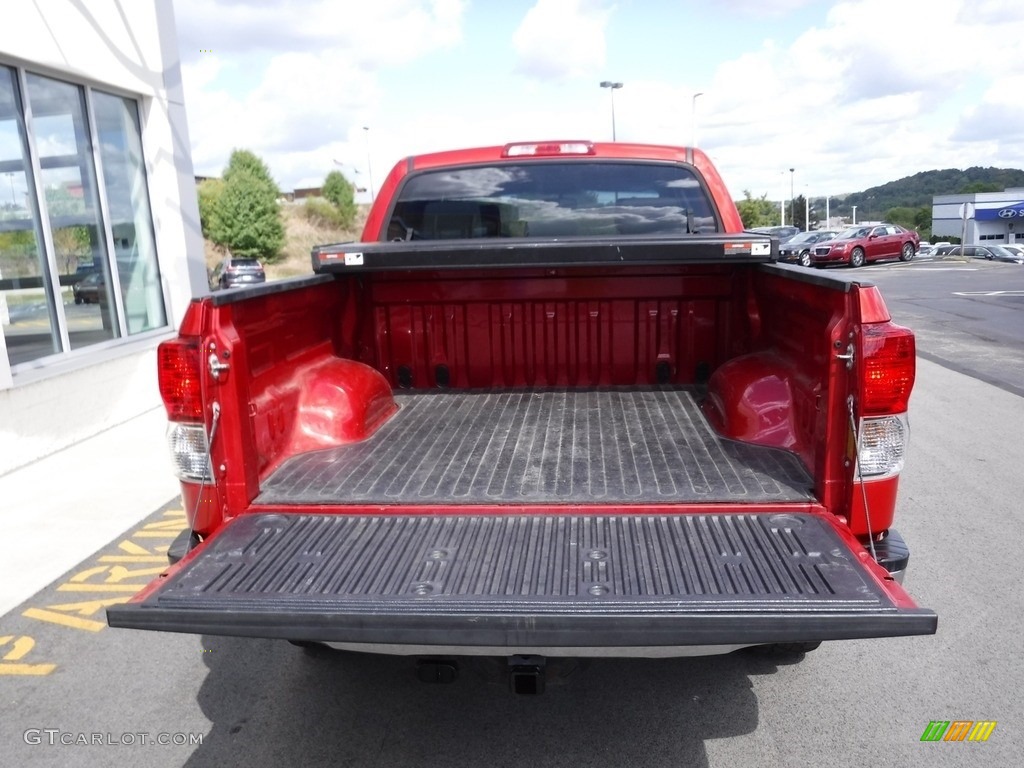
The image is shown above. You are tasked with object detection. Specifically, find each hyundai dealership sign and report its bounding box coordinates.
[975,202,1024,221]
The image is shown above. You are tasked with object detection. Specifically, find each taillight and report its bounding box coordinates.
[861,322,915,415]
[158,338,203,421]
[857,414,908,477]
[167,423,213,482]
[158,331,219,531]
[856,321,915,479]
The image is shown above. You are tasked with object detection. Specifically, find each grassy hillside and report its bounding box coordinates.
[204,202,369,283]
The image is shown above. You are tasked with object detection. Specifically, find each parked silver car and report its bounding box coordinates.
[932,244,1023,263]
[1001,244,1024,263]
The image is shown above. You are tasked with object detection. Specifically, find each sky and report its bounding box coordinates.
[173,0,1024,204]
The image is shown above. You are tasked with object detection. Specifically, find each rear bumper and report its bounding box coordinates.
[108,512,936,650]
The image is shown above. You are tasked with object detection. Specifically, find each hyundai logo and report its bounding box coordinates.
[998,208,1020,219]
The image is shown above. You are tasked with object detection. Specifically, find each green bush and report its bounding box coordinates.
[321,170,357,229]
[301,196,345,228]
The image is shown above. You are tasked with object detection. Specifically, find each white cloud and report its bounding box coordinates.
[512,0,614,81]
[177,0,468,187]
[174,0,466,67]
[174,0,1024,202]
[686,0,1024,196]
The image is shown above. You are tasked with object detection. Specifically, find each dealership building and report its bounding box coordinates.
[0,2,206,475]
[932,190,1024,245]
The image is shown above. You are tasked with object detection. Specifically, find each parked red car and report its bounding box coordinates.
[812,224,920,267]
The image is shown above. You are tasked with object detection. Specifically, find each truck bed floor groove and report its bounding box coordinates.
[255,389,814,505]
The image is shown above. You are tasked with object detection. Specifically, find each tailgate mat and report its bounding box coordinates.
[256,389,815,505]
[108,512,937,647]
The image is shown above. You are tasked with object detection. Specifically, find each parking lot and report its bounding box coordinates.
[1,257,1022,768]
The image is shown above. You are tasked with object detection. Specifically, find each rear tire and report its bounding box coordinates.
[799,251,812,268]
[850,247,865,268]
[900,242,915,262]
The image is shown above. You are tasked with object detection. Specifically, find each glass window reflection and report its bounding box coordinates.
[92,91,165,334]
[25,72,119,350]
[0,65,58,366]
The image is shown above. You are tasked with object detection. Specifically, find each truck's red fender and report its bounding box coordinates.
[702,351,806,459]
[285,358,398,456]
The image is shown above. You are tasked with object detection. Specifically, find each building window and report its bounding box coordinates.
[92,91,166,335]
[0,66,54,364]
[0,64,166,371]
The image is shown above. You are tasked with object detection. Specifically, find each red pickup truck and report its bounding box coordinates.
[109,141,935,691]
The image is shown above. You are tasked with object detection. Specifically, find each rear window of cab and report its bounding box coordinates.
[387,161,720,240]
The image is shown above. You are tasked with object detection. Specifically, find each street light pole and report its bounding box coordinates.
[789,168,795,230]
[599,81,623,141]
[691,92,704,147]
[362,126,375,202]
[852,205,858,225]
[779,171,786,225]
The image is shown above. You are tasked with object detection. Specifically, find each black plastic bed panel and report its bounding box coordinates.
[255,389,815,506]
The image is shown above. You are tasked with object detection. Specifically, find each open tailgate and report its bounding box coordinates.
[108,511,936,648]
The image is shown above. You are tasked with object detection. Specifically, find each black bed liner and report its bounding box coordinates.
[256,389,815,506]
[107,511,937,646]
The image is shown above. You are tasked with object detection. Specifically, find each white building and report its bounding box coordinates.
[0,2,206,475]
[932,189,1024,246]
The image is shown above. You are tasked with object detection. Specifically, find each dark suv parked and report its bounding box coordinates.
[212,257,266,290]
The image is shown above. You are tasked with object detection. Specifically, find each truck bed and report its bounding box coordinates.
[256,388,814,506]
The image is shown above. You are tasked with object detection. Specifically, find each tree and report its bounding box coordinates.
[211,168,285,260]
[913,206,931,230]
[202,150,285,261]
[959,181,1001,194]
[0,229,38,278]
[886,206,918,230]
[196,178,225,239]
[223,149,280,198]
[321,170,357,229]
[735,190,780,229]
[44,186,92,272]
[791,194,817,230]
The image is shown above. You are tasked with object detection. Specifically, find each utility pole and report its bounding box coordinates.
[789,168,795,230]
[599,81,624,141]
[362,126,375,202]
[691,92,703,147]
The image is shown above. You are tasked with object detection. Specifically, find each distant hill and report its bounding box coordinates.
[827,167,1024,219]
